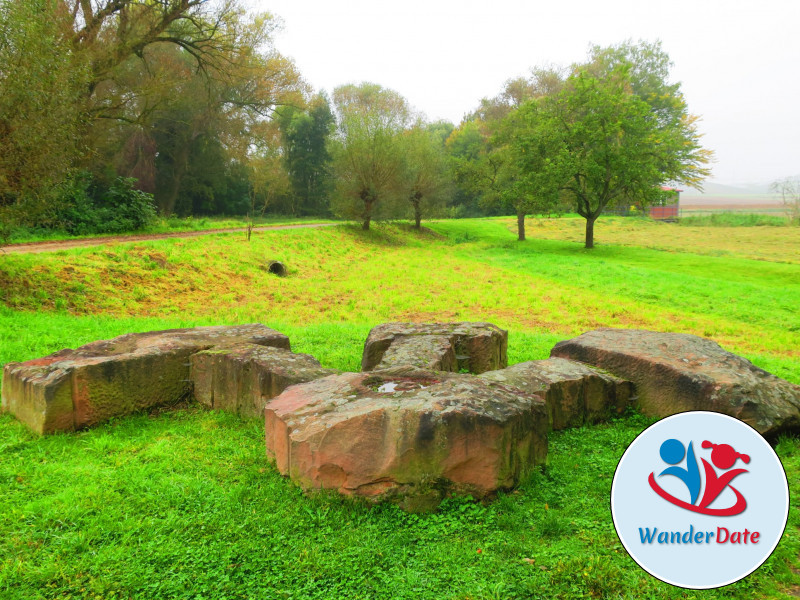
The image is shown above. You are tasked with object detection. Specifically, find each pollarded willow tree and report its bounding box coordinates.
[402,124,452,229]
[330,83,413,230]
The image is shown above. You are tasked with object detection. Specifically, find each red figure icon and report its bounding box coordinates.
[697,441,750,512]
[648,439,750,516]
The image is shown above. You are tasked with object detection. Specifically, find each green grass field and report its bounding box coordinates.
[3,215,331,244]
[1,217,799,599]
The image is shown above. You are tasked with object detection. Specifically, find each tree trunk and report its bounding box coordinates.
[414,201,421,229]
[517,211,526,241]
[584,215,597,249]
[361,193,373,230]
[362,199,372,230]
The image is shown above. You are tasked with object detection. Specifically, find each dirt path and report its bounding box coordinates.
[0,222,339,255]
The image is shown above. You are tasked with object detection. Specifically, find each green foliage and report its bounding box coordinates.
[552,43,712,248]
[494,98,568,239]
[443,68,567,224]
[331,83,413,229]
[402,125,453,227]
[0,0,305,227]
[279,94,336,216]
[50,172,157,235]
[173,140,250,217]
[104,178,159,232]
[0,0,87,190]
[462,41,712,248]
[0,0,89,222]
[444,122,493,217]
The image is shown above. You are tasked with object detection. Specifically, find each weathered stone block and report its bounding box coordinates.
[1,325,290,434]
[551,328,800,438]
[265,368,547,509]
[374,335,457,372]
[362,322,507,374]
[479,358,634,430]
[191,344,338,419]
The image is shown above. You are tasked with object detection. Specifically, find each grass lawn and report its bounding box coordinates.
[3,215,333,245]
[1,216,799,599]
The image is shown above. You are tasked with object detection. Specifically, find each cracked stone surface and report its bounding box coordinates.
[265,368,547,510]
[374,335,457,372]
[1,325,290,434]
[551,328,800,438]
[191,344,338,419]
[361,322,507,374]
[479,358,634,430]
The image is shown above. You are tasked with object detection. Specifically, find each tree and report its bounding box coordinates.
[585,40,684,131]
[495,98,567,241]
[103,14,305,216]
[771,177,800,225]
[505,43,711,249]
[447,67,566,226]
[487,43,710,247]
[560,40,713,247]
[280,94,335,216]
[402,125,452,229]
[0,0,89,233]
[330,83,412,230]
[550,64,710,248]
[0,0,305,228]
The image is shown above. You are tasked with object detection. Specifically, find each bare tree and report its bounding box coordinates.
[771,177,800,225]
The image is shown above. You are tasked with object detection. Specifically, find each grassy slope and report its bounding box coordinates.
[1,217,799,599]
[3,216,332,244]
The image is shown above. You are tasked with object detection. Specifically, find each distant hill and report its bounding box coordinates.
[682,181,773,197]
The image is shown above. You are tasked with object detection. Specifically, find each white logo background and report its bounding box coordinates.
[611,411,789,589]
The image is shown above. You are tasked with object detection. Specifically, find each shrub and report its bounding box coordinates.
[101,177,158,233]
[52,172,157,235]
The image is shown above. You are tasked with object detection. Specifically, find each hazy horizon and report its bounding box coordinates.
[256,0,800,186]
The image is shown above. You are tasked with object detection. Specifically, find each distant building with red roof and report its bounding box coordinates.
[650,186,682,220]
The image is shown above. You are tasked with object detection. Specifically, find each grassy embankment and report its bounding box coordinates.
[1,217,799,599]
[3,215,332,245]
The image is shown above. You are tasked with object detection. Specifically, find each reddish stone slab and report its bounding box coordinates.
[480,358,634,430]
[362,322,507,374]
[1,325,289,434]
[191,344,338,419]
[265,368,547,510]
[551,328,800,438]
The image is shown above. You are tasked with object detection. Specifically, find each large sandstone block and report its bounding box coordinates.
[551,328,800,438]
[376,335,457,372]
[191,344,338,419]
[265,369,547,510]
[362,322,507,374]
[1,325,289,434]
[480,358,634,430]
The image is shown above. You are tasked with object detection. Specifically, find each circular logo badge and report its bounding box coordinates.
[611,411,789,589]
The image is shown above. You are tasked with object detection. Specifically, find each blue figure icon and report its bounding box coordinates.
[659,438,701,505]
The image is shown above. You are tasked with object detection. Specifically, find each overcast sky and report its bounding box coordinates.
[254,0,799,186]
